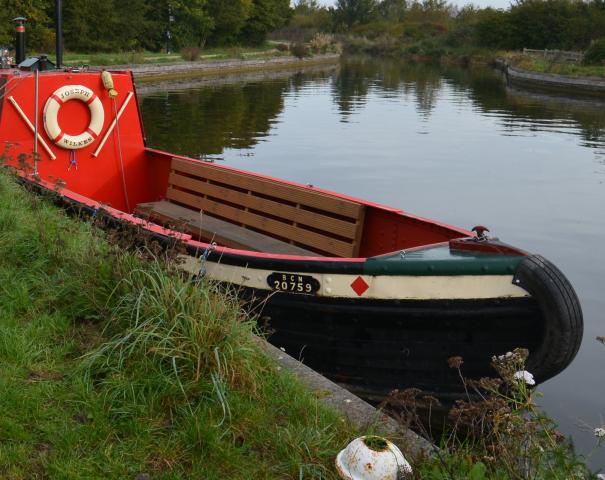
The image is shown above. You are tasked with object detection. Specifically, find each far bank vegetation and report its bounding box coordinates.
[277,0,605,67]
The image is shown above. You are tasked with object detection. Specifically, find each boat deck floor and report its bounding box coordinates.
[137,200,318,256]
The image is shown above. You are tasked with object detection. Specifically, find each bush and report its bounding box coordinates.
[275,42,289,52]
[584,38,605,66]
[309,33,333,54]
[290,42,311,59]
[180,46,201,62]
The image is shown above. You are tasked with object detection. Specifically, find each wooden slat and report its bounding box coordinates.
[167,187,355,257]
[137,201,317,256]
[171,157,362,220]
[169,172,359,240]
[351,206,366,257]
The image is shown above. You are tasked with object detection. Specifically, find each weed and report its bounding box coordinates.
[291,42,312,59]
[181,47,201,62]
[384,348,598,479]
[0,172,362,478]
[363,435,389,452]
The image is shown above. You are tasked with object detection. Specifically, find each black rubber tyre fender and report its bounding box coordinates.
[512,254,583,382]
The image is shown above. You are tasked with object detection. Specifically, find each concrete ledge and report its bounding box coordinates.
[136,62,339,96]
[255,336,436,460]
[106,54,341,83]
[496,58,605,97]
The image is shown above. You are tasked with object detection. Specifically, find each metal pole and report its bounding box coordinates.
[55,0,63,68]
[34,69,39,174]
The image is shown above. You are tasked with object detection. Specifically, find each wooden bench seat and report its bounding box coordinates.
[138,157,366,257]
[137,200,317,256]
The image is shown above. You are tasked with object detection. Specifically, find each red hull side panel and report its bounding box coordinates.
[0,70,161,212]
[0,69,472,258]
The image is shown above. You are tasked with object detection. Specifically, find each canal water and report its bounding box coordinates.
[139,57,605,468]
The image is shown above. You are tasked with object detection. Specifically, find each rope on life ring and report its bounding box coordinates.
[43,85,105,150]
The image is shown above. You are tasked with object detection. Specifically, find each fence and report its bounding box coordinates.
[523,48,584,63]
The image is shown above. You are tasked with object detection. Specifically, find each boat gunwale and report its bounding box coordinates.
[15,167,504,275]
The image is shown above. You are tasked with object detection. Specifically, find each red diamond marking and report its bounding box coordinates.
[351,276,369,297]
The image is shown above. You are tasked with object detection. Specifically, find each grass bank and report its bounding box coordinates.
[0,171,365,479]
[59,44,283,67]
[503,54,605,79]
[342,35,605,81]
[0,167,600,479]
[333,33,495,65]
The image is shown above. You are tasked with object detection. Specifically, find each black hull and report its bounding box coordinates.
[29,184,583,401]
[251,293,544,400]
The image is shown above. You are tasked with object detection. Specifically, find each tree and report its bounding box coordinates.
[474,8,513,49]
[294,0,322,13]
[206,0,252,45]
[0,0,54,52]
[508,0,576,50]
[239,0,292,45]
[170,0,214,48]
[0,0,296,53]
[378,0,407,22]
[333,0,379,28]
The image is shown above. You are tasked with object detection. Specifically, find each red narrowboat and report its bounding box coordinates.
[0,61,582,400]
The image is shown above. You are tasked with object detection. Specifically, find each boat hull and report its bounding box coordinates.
[260,294,542,400]
[176,250,582,401]
[14,175,584,402]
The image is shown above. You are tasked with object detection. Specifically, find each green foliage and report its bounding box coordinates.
[286,0,605,62]
[0,0,292,53]
[508,0,576,50]
[510,53,605,77]
[474,8,513,50]
[206,0,252,46]
[0,171,363,478]
[584,38,605,65]
[239,0,292,46]
[393,349,598,479]
[180,46,201,61]
[334,0,379,29]
[377,0,407,22]
[0,0,55,51]
[290,41,311,58]
[170,0,214,49]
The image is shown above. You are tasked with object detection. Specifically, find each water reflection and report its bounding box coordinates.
[139,58,605,468]
[140,81,288,159]
[330,57,444,120]
[140,59,605,161]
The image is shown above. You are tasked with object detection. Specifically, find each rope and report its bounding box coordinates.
[199,242,217,277]
[68,150,77,171]
[112,97,130,212]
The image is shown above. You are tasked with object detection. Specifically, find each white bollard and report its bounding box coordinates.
[335,436,413,480]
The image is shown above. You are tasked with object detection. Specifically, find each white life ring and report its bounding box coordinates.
[43,85,105,150]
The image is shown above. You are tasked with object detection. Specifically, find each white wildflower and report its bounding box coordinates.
[344,399,352,404]
[495,352,515,361]
[594,427,605,438]
[513,370,536,386]
[280,347,286,352]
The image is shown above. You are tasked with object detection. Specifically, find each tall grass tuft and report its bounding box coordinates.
[0,170,360,478]
[83,260,263,416]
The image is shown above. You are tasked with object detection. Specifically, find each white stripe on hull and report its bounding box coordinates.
[179,256,529,300]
